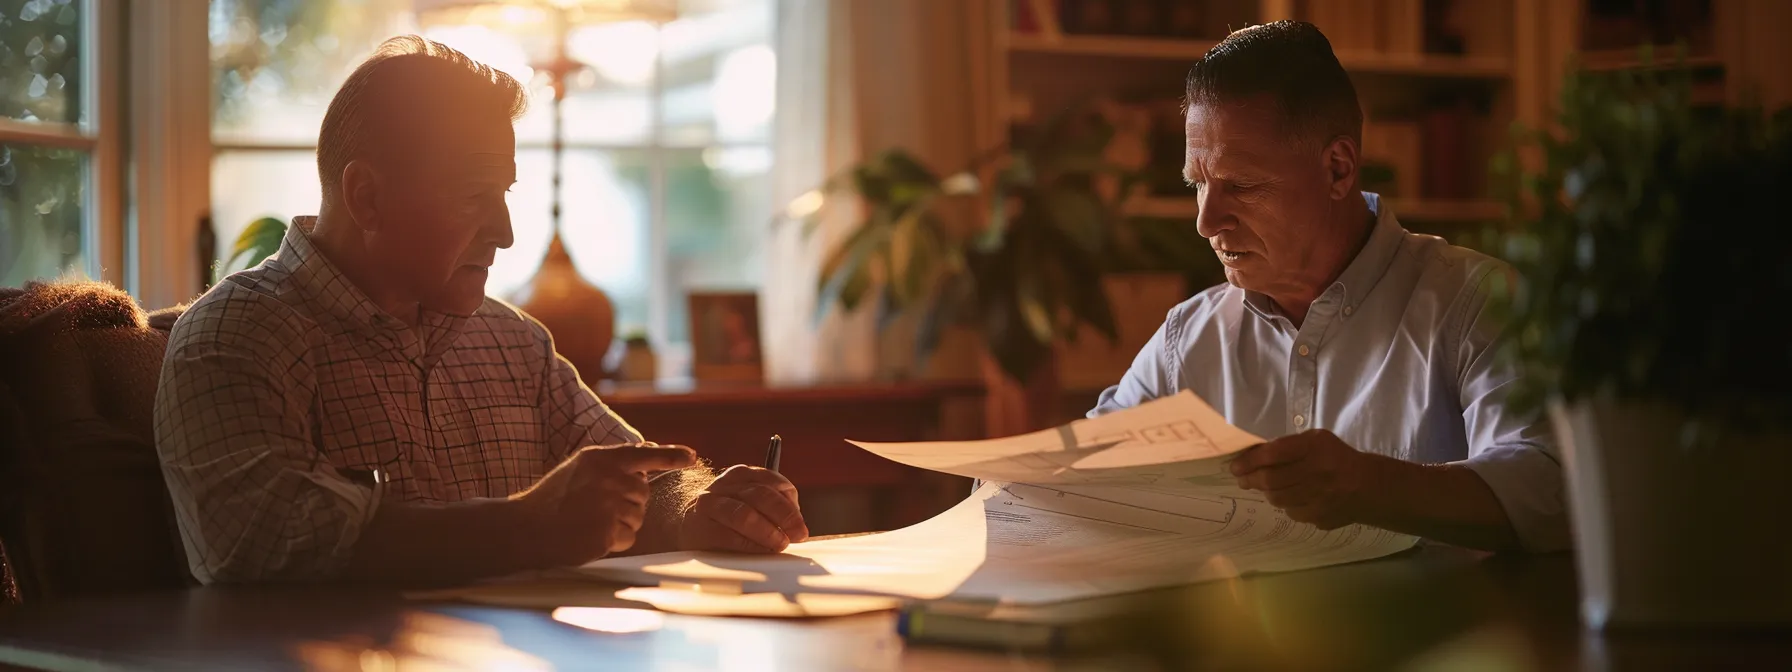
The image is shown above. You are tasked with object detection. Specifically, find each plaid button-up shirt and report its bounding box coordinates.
[154,217,642,584]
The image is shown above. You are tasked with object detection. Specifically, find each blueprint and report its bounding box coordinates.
[848,390,1265,485]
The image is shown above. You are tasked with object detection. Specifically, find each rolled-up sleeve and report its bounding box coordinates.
[1089,306,1184,418]
[154,298,378,584]
[1451,269,1570,552]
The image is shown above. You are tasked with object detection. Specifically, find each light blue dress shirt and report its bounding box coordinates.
[1091,193,1568,551]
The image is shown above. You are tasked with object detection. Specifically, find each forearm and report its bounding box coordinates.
[340,497,543,586]
[619,464,717,556]
[1361,456,1521,551]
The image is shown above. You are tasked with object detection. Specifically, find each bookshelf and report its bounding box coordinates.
[995,0,1524,250]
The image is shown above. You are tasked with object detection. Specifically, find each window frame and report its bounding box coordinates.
[0,0,126,288]
[126,0,212,309]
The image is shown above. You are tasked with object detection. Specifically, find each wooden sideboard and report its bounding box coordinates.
[597,379,985,535]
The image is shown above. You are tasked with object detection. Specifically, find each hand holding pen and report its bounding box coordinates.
[674,434,808,553]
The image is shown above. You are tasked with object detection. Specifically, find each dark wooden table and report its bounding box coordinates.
[2,545,1787,671]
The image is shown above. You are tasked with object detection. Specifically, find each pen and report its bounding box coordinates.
[764,434,782,473]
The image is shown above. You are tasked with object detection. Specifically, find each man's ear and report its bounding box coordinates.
[340,160,384,232]
[1322,135,1359,200]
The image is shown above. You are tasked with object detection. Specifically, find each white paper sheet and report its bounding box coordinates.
[847,390,1265,486]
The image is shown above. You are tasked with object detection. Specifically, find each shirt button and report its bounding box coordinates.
[1298,344,1311,357]
[1294,414,1307,427]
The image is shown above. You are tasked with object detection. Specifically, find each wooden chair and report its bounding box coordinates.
[0,281,193,603]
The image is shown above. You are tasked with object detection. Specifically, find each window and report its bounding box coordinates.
[0,0,121,288]
[209,0,774,373]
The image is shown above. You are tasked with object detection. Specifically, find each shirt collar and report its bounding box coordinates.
[276,216,409,335]
[1241,191,1407,323]
[277,217,471,366]
[1331,191,1407,312]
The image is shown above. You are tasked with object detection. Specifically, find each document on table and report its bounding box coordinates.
[561,391,1418,612]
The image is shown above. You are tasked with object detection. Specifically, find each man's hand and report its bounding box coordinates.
[514,443,697,566]
[1228,429,1388,530]
[678,465,810,553]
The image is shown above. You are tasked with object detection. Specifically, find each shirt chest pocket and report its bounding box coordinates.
[468,404,544,451]
[465,405,547,496]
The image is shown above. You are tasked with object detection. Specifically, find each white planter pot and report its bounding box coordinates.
[1550,399,1792,630]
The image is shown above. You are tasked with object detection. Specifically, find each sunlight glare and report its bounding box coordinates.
[784,189,824,220]
[551,607,666,634]
[569,21,659,86]
[423,24,534,84]
[713,44,775,141]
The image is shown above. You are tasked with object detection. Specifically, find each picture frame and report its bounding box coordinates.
[686,291,764,383]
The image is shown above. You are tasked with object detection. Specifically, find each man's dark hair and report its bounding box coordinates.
[316,36,528,199]
[1185,21,1363,149]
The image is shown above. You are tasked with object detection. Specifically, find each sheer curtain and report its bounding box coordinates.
[765,0,999,384]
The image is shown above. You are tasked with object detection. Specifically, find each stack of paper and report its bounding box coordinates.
[556,391,1417,615]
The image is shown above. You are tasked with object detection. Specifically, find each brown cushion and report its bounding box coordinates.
[0,281,193,603]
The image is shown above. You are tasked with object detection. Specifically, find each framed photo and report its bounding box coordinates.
[687,291,764,383]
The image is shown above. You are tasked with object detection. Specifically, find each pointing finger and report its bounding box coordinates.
[586,444,697,474]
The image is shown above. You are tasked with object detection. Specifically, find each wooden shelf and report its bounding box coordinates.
[1009,33,1218,60]
[1333,51,1512,79]
[1122,196,1198,219]
[1579,48,1724,72]
[1008,34,1510,79]
[1122,196,1503,223]
[1391,199,1504,222]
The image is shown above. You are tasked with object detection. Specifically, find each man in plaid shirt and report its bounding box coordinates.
[154,37,808,585]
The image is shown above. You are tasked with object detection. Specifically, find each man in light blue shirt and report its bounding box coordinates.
[1093,21,1567,552]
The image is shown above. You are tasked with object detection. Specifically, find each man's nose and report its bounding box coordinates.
[489,210,514,250]
[1193,188,1233,239]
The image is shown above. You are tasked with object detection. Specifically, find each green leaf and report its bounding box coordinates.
[817,215,883,292]
[886,206,928,306]
[976,194,1011,253]
[838,260,874,313]
[1042,189,1105,251]
[980,290,1049,386]
[1016,277,1054,344]
[219,216,287,280]
[877,149,940,185]
[1041,225,1118,343]
[815,216,894,325]
[915,269,973,364]
[899,214,943,306]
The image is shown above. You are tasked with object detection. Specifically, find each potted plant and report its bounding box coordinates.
[1489,50,1792,629]
[806,103,1126,389]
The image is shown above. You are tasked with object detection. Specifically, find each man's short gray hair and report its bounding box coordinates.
[316,35,528,198]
